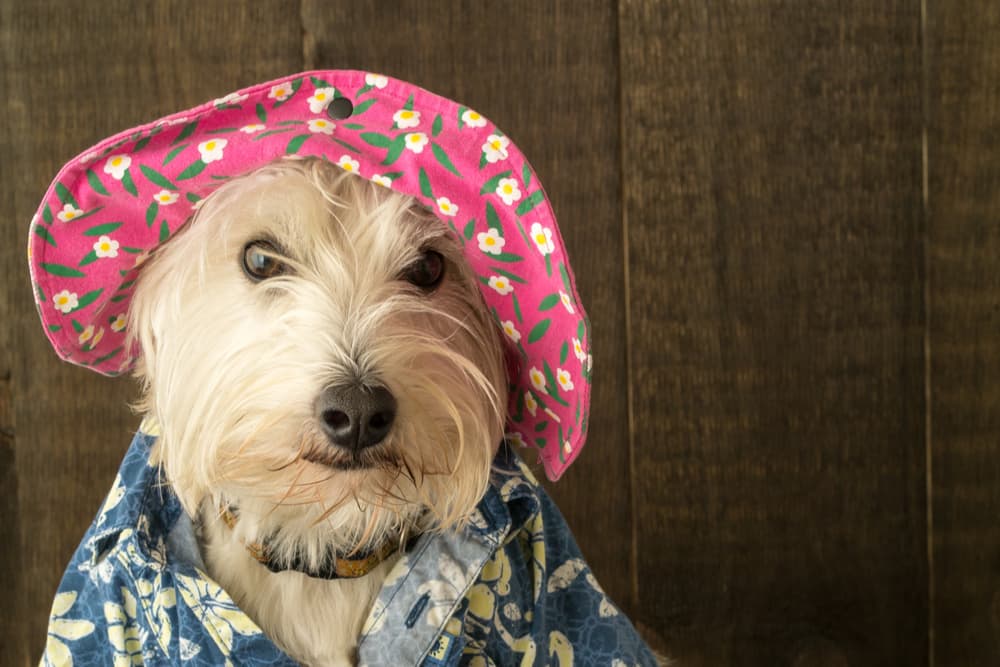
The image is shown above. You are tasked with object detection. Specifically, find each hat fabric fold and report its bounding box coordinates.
[27,70,591,480]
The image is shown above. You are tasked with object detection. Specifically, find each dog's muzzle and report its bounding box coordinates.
[315,383,397,453]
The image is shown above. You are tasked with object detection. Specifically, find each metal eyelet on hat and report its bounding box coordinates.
[327,97,354,120]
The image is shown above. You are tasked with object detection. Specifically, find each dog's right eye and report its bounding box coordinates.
[242,241,286,281]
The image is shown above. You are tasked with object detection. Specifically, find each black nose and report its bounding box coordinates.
[316,384,397,452]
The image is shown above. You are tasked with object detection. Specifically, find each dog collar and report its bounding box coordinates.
[27,70,591,480]
[219,504,401,579]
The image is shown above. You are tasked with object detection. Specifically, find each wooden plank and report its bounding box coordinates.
[301,0,635,614]
[927,2,1000,664]
[0,1,302,663]
[620,2,926,664]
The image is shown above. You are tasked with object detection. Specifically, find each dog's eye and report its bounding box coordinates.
[403,250,445,290]
[242,241,286,281]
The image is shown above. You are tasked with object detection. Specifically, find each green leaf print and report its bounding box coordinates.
[489,266,526,284]
[403,94,414,111]
[285,134,312,154]
[342,123,365,130]
[186,192,201,204]
[310,76,333,89]
[70,319,84,333]
[163,144,187,166]
[527,318,552,344]
[256,103,267,124]
[357,84,373,97]
[537,294,560,311]
[82,221,123,236]
[172,121,199,145]
[489,252,524,263]
[480,171,512,195]
[122,169,138,196]
[457,106,467,129]
[40,263,85,278]
[418,168,434,199]
[431,143,462,178]
[360,132,392,148]
[86,170,110,196]
[159,220,170,243]
[383,135,406,166]
[332,138,362,154]
[94,346,124,365]
[353,98,377,116]
[134,136,152,152]
[47,324,62,333]
[34,225,57,247]
[463,219,476,240]
[534,421,549,433]
[535,437,547,448]
[272,78,303,109]
[522,163,532,188]
[176,160,207,181]
[42,204,53,224]
[432,114,443,137]
[253,128,297,141]
[559,262,572,292]
[145,202,159,227]
[140,165,178,191]
[78,250,98,267]
[545,255,552,277]
[516,191,544,216]
[485,202,503,235]
[55,182,79,208]
[560,340,569,365]
[512,292,523,323]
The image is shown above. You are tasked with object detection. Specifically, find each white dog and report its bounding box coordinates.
[131,159,505,664]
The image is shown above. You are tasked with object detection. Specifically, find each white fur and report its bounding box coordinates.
[129,159,507,665]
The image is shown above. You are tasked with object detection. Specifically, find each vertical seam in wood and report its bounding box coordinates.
[921,0,934,664]
[615,0,640,614]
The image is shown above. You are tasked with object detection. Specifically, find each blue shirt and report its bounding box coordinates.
[41,429,658,666]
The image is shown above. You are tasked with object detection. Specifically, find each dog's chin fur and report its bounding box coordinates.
[127,158,507,665]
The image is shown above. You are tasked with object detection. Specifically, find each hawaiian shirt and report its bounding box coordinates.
[41,429,657,666]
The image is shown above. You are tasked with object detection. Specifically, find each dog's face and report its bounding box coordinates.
[129,159,507,548]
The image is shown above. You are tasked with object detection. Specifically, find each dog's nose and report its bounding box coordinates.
[316,384,397,452]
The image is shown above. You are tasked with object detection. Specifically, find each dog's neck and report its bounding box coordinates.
[216,502,408,580]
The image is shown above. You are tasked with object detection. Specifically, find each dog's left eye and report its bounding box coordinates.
[242,241,286,281]
[403,250,445,290]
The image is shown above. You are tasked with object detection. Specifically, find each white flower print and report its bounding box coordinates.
[529,367,546,392]
[482,134,510,163]
[477,228,505,255]
[496,178,522,206]
[197,139,227,163]
[436,197,459,217]
[94,235,120,258]
[559,290,575,314]
[91,328,105,348]
[556,367,574,391]
[105,589,143,666]
[462,109,487,128]
[153,190,179,205]
[501,320,521,342]
[544,407,562,423]
[239,123,265,134]
[44,592,96,666]
[57,203,83,222]
[52,290,78,314]
[337,155,360,173]
[365,73,389,89]
[308,118,335,135]
[307,87,336,113]
[524,391,538,416]
[111,313,127,332]
[104,154,131,180]
[268,82,294,101]
[176,573,261,658]
[371,173,392,187]
[530,222,555,255]
[572,337,587,361]
[489,276,514,296]
[80,150,100,165]
[214,91,247,106]
[404,132,429,154]
[586,353,593,372]
[393,108,421,129]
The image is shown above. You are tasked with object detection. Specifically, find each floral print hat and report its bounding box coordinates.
[27,70,591,480]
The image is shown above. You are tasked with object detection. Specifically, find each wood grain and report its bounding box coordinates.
[0,1,302,663]
[927,2,1000,664]
[301,0,635,614]
[620,2,927,664]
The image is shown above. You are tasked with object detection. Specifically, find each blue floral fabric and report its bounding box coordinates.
[41,430,657,666]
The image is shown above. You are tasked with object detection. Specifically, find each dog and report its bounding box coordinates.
[33,71,661,666]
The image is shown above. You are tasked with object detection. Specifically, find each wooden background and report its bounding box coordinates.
[2,1,999,665]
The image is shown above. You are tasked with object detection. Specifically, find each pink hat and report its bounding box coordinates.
[27,70,591,480]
